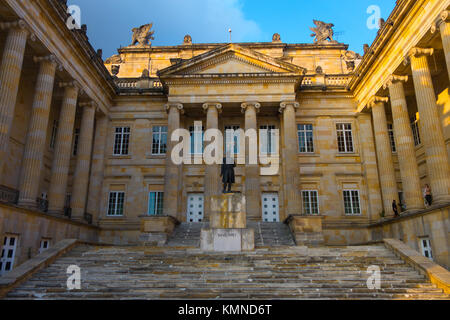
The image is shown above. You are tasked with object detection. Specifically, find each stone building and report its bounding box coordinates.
[0,0,449,276]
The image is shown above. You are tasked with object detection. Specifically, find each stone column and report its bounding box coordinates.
[408,48,450,203]
[0,21,30,180]
[203,103,222,221]
[18,55,58,207]
[279,101,301,216]
[47,82,81,214]
[384,75,424,210]
[86,114,108,223]
[432,11,450,81]
[70,102,96,220]
[369,96,399,217]
[241,102,261,220]
[163,103,183,219]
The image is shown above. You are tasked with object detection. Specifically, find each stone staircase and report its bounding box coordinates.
[166,222,295,247]
[5,244,449,299]
[166,222,207,247]
[249,222,296,247]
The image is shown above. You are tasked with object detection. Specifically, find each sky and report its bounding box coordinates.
[67,0,396,59]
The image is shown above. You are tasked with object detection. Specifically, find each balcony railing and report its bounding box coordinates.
[115,77,163,91]
[0,185,19,204]
[301,74,352,89]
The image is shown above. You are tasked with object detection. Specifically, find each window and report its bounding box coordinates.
[224,125,240,155]
[302,190,319,215]
[152,126,168,155]
[0,235,17,276]
[50,119,58,149]
[298,124,314,153]
[72,128,80,156]
[113,127,130,155]
[410,115,421,146]
[343,190,361,215]
[107,191,125,216]
[148,192,164,215]
[420,237,433,260]
[189,125,204,155]
[336,123,354,153]
[39,239,51,254]
[388,123,396,153]
[260,125,277,155]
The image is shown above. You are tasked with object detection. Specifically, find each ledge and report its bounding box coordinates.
[384,239,450,294]
[0,239,79,298]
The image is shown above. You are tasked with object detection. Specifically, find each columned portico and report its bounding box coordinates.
[48,82,80,214]
[241,102,261,220]
[279,101,301,216]
[203,102,222,220]
[369,96,399,217]
[409,48,450,203]
[0,20,30,181]
[71,101,96,221]
[163,103,183,219]
[18,55,58,207]
[384,75,424,211]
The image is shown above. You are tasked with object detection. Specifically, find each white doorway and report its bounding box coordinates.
[187,193,204,222]
[0,235,18,276]
[262,193,280,222]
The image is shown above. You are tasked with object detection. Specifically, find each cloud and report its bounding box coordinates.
[68,0,261,58]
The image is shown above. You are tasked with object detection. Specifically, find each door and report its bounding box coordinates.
[262,193,280,222]
[187,193,204,222]
[0,235,18,276]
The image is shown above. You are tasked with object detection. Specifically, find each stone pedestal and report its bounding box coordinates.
[285,215,324,246]
[201,193,255,252]
[139,216,179,246]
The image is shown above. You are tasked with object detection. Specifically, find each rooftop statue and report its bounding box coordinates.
[310,20,337,44]
[131,23,155,46]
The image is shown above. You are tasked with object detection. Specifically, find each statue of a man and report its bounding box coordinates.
[221,154,236,193]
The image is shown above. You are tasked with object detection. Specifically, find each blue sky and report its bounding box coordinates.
[67,0,396,59]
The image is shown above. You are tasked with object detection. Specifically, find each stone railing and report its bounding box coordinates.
[0,185,19,204]
[301,74,352,88]
[115,77,163,90]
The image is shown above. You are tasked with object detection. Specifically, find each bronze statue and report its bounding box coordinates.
[221,156,236,193]
[131,23,155,46]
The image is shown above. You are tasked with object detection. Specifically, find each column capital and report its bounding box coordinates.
[165,103,184,114]
[431,10,449,33]
[383,75,408,89]
[0,20,35,40]
[404,48,434,65]
[241,102,261,113]
[33,54,63,71]
[368,96,388,108]
[79,101,97,109]
[59,80,83,94]
[279,101,299,113]
[202,102,222,113]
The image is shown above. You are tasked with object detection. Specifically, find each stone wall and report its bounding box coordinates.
[0,203,99,267]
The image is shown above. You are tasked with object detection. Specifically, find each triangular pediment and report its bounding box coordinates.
[158,44,305,77]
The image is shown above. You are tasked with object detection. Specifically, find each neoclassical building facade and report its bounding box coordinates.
[0,0,449,274]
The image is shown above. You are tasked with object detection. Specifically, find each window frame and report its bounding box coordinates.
[113,127,131,156]
[49,119,59,150]
[336,123,354,153]
[0,235,18,276]
[72,128,80,156]
[387,123,397,153]
[107,191,125,216]
[148,191,164,216]
[189,125,204,155]
[419,237,433,260]
[297,124,315,154]
[410,115,421,147]
[151,125,168,155]
[224,125,241,156]
[259,124,277,155]
[302,190,320,215]
[343,189,361,216]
